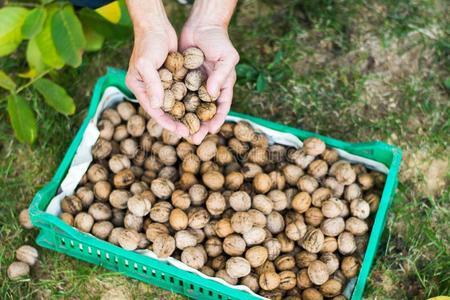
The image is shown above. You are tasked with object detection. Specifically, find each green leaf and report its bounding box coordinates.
[35,5,64,69]
[77,8,131,40]
[256,73,267,93]
[82,21,104,52]
[51,6,86,67]
[236,63,258,81]
[26,36,48,74]
[0,70,16,91]
[0,7,29,56]
[7,94,37,144]
[33,78,75,115]
[444,78,450,90]
[21,7,47,39]
[268,51,284,70]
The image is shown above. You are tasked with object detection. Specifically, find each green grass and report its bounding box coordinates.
[1,0,449,299]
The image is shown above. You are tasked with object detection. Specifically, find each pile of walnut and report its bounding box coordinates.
[59,103,385,300]
[159,47,217,134]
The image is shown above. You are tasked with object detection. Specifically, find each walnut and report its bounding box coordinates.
[150,201,173,223]
[308,159,328,178]
[94,180,112,201]
[321,237,338,253]
[146,223,169,242]
[304,207,324,226]
[252,173,272,194]
[113,124,129,142]
[302,287,323,300]
[345,217,368,236]
[101,108,121,125]
[108,227,124,245]
[344,183,362,201]
[321,199,342,218]
[127,194,152,217]
[169,101,185,120]
[337,232,356,255]
[321,217,345,237]
[214,218,234,238]
[319,252,339,275]
[228,138,249,156]
[226,257,251,279]
[188,207,210,229]
[196,102,217,121]
[61,195,83,215]
[245,246,268,268]
[303,137,326,156]
[248,209,267,227]
[151,178,175,199]
[291,192,311,213]
[241,163,262,179]
[285,220,307,241]
[183,47,204,69]
[146,119,163,138]
[320,279,342,297]
[59,212,74,226]
[111,208,125,227]
[204,237,222,257]
[365,192,380,213]
[230,211,253,234]
[123,213,143,231]
[282,164,304,186]
[7,261,30,279]
[324,177,344,197]
[224,171,244,191]
[275,255,296,271]
[358,173,374,190]
[74,212,94,232]
[205,192,226,216]
[234,121,255,142]
[188,184,208,205]
[183,93,200,112]
[91,221,113,240]
[277,233,295,253]
[120,138,138,158]
[162,90,176,112]
[256,260,276,275]
[259,271,280,291]
[164,52,184,73]
[330,161,356,185]
[297,175,319,194]
[117,102,136,120]
[279,271,296,290]
[185,69,204,91]
[216,146,234,166]
[118,229,140,250]
[301,228,324,253]
[176,141,195,160]
[295,251,317,268]
[113,168,135,188]
[171,190,191,210]
[216,269,238,285]
[98,119,114,140]
[200,265,215,277]
[223,234,246,256]
[158,145,177,166]
[266,211,285,234]
[108,154,131,174]
[181,246,207,270]
[229,191,251,211]
[198,84,218,102]
[153,234,176,258]
[158,68,173,89]
[130,181,148,195]
[341,255,360,278]
[178,172,198,191]
[252,194,273,215]
[321,148,339,164]
[19,208,33,229]
[92,138,112,160]
[247,147,269,166]
[202,171,225,191]
[126,114,145,137]
[268,190,287,211]
[196,140,217,162]
[296,268,312,289]
[16,245,39,266]
[350,199,370,219]
[307,260,329,285]
[243,227,266,246]
[269,171,286,190]
[241,273,260,292]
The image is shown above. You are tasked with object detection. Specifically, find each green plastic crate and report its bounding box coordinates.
[29,68,402,300]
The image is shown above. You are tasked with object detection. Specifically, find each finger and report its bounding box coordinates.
[126,70,149,104]
[190,125,209,145]
[136,63,164,109]
[206,72,236,133]
[206,49,239,97]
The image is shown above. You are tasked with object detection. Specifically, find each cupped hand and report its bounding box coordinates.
[126,23,189,137]
[180,22,239,144]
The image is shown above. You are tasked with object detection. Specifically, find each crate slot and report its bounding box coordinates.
[79,244,83,252]
[169,277,174,283]
[152,270,156,277]
[97,250,101,257]
[208,291,213,296]
[124,260,129,267]
[105,253,110,260]
[142,266,147,274]
[70,241,75,248]
[199,287,203,293]
[179,280,183,286]
[60,238,65,246]
[87,247,92,254]
[133,263,138,270]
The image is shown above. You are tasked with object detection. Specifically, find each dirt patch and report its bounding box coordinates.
[100,286,132,300]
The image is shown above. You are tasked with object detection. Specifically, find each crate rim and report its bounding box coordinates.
[29,67,402,300]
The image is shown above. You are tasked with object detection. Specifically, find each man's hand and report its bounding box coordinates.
[125,0,189,137]
[180,0,239,144]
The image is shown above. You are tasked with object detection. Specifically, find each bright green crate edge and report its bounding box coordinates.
[29,67,402,300]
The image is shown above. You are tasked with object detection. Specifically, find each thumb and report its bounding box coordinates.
[206,49,239,97]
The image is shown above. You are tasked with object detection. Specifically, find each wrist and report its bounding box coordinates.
[126,0,170,32]
[187,0,237,29]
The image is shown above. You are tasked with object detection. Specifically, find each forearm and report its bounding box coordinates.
[188,0,238,28]
[125,0,169,32]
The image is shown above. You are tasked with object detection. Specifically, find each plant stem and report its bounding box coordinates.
[16,70,51,94]
[6,2,39,7]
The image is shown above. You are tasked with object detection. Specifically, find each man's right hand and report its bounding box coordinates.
[125,0,189,137]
